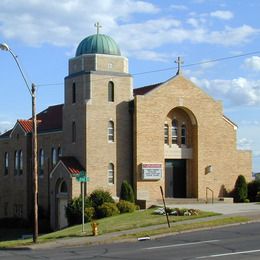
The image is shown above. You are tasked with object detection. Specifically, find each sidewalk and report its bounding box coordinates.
[28,203,260,250]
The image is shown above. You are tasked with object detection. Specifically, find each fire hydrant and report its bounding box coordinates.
[91,221,98,236]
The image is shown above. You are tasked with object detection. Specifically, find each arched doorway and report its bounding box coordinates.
[164,107,198,198]
[55,179,68,229]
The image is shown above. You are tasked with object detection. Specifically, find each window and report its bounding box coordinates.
[57,146,62,159]
[51,148,57,168]
[60,181,68,193]
[108,121,114,142]
[181,123,186,145]
[4,152,8,175]
[108,81,114,102]
[108,163,114,184]
[14,150,18,175]
[13,204,23,218]
[19,150,23,175]
[164,124,169,144]
[72,121,76,143]
[39,149,44,177]
[72,82,76,103]
[172,119,178,144]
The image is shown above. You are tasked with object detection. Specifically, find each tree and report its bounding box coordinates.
[233,175,248,202]
[120,180,135,203]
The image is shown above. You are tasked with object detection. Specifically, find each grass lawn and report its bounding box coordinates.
[0,208,222,248]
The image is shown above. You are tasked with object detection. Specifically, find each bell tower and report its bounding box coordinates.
[63,24,133,196]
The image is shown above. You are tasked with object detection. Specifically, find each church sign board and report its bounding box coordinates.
[142,163,162,180]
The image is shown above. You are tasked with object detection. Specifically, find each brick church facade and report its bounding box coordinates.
[0,30,252,230]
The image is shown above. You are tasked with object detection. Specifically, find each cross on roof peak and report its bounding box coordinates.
[175,56,184,75]
[94,22,102,35]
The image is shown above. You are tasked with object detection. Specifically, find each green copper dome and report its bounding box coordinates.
[75,34,121,57]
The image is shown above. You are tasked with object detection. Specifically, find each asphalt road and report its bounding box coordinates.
[1,222,260,259]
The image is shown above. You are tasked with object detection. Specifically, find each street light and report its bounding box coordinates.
[0,43,38,243]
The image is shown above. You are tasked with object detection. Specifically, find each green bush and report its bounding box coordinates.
[117,200,136,213]
[89,189,114,209]
[248,180,260,202]
[65,196,93,226]
[85,207,95,222]
[233,175,248,203]
[120,180,135,203]
[256,191,260,202]
[96,202,119,218]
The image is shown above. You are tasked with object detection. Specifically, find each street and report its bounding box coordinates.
[1,222,260,259]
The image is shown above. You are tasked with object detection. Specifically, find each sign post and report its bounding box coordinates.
[76,171,89,233]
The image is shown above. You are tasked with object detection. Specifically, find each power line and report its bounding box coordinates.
[36,50,260,87]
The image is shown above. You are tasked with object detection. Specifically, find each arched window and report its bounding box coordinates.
[14,150,19,176]
[108,163,114,184]
[4,152,8,175]
[181,123,186,145]
[57,146,62,161]
[51,148,57,167]
[19,150,23,175]
[108,81,114,102]
[172,119,178,144]
[39,149,44,177]
[164,124,169,144]
[108,121,114,142]
[72,82,76,103]
[60,181,68,193]
[72,121,76,143]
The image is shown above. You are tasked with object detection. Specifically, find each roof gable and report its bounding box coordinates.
[50,156,85,179]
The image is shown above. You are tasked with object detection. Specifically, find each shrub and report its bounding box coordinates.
[256,191,260,202]
[233,175,248,202]
[96,202,119,218]
[85,207,95,222]
[89,189,114,209]
[65,196,93,226]
[248,180,260,202]
[117,200,136,213]
[120,180,135,203]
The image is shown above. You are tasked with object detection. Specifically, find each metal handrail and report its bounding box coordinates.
[206,187,214,204]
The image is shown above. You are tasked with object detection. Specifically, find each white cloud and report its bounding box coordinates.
[241,120,260,126]
[0,0,159,47]
[0,120,13,133]
[190,76,260,106]
[245,56,260,71]
[206,25,257,46]
[131,50,170,62]
[238,138,252,150]
[210,10,234,20]
[170,4,188,11]
[0,1,258,60]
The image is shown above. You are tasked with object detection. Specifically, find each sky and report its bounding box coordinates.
[0,0,260,173]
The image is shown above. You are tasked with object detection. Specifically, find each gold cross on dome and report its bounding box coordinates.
[175,56,184,75]
[94,22,102,34]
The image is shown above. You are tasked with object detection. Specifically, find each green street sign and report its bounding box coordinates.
[76,171,89,183]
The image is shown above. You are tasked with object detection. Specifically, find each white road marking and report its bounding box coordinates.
[144,240,220,250]
[197,249,260,258]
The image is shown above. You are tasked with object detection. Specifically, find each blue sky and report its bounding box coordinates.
[0,0,260,172]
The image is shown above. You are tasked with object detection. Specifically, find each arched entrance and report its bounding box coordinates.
[164,107,198,198]
[55,179,68,229]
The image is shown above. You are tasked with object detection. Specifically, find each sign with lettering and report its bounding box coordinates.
[76,171,90,183]
[142,163,162,180]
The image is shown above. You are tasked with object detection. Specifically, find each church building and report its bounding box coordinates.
[0,27,252,230]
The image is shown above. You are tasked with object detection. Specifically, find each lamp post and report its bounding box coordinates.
[0,43,38,243]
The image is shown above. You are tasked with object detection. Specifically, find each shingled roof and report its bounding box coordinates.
[59,156,85,175]
[0,104,63,138]
[133,82,162,96]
